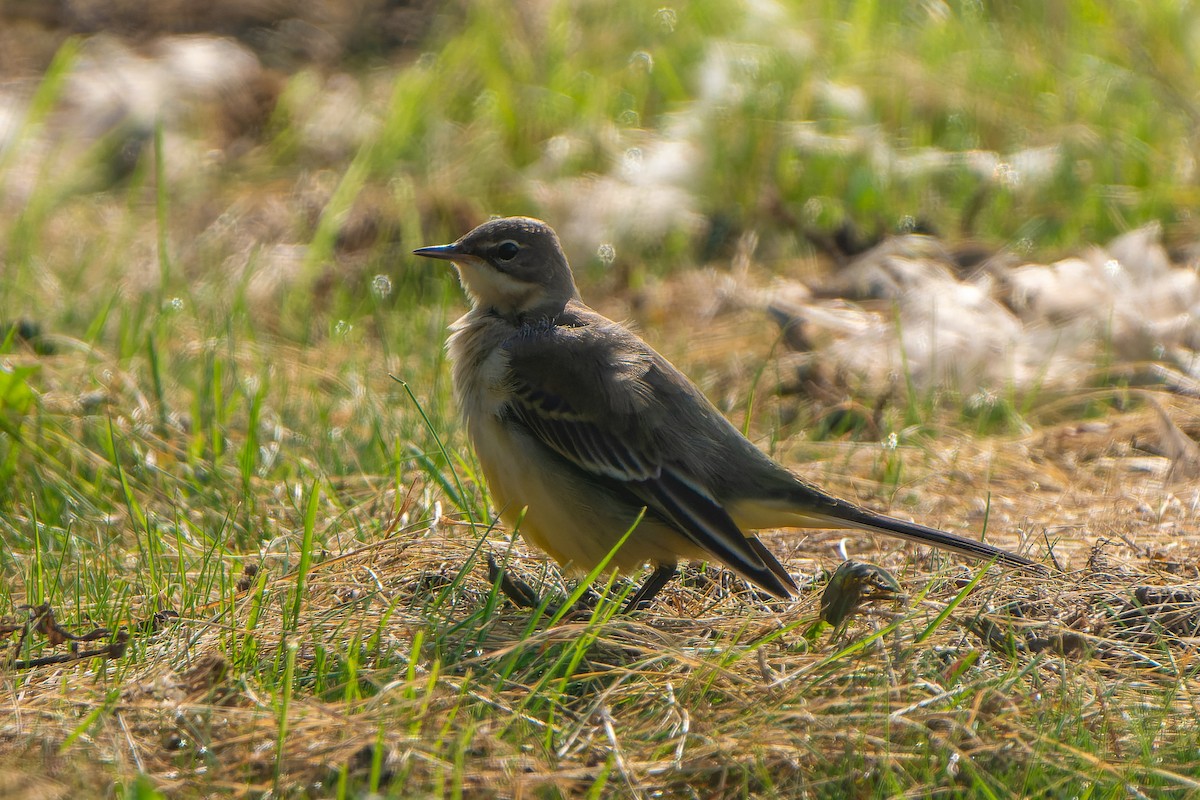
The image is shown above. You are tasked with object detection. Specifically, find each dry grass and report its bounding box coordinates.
[4,274,1200,796]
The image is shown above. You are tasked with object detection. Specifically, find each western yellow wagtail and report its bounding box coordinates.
[414,217,1039,610]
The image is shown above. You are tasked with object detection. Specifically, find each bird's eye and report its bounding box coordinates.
[496,241,520,261]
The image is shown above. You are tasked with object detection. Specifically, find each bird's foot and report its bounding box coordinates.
[486,553,599,617]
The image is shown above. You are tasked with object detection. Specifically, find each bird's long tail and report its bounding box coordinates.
[731,492,1042,572]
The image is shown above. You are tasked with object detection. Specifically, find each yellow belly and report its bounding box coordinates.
[470,414,703,574]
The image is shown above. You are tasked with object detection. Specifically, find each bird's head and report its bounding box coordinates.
[414,217,580,320]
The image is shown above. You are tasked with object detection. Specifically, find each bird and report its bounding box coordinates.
[413,217,1039,611]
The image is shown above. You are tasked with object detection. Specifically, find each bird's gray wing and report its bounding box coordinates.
[501,313,796,596]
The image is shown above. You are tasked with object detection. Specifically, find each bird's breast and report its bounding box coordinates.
[447,311,512,427]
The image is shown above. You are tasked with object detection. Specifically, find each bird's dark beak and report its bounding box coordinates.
[412,243,461,262]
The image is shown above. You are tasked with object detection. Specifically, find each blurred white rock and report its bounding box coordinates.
[763,222,1199,395]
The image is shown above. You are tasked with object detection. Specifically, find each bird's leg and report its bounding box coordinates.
[486,553,542,609]
[623,563,678,613]
[486,553,600,615]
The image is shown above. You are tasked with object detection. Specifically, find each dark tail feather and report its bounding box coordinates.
[810,496,1042,573]
[746,535,800,596]
[644,471,799,598]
